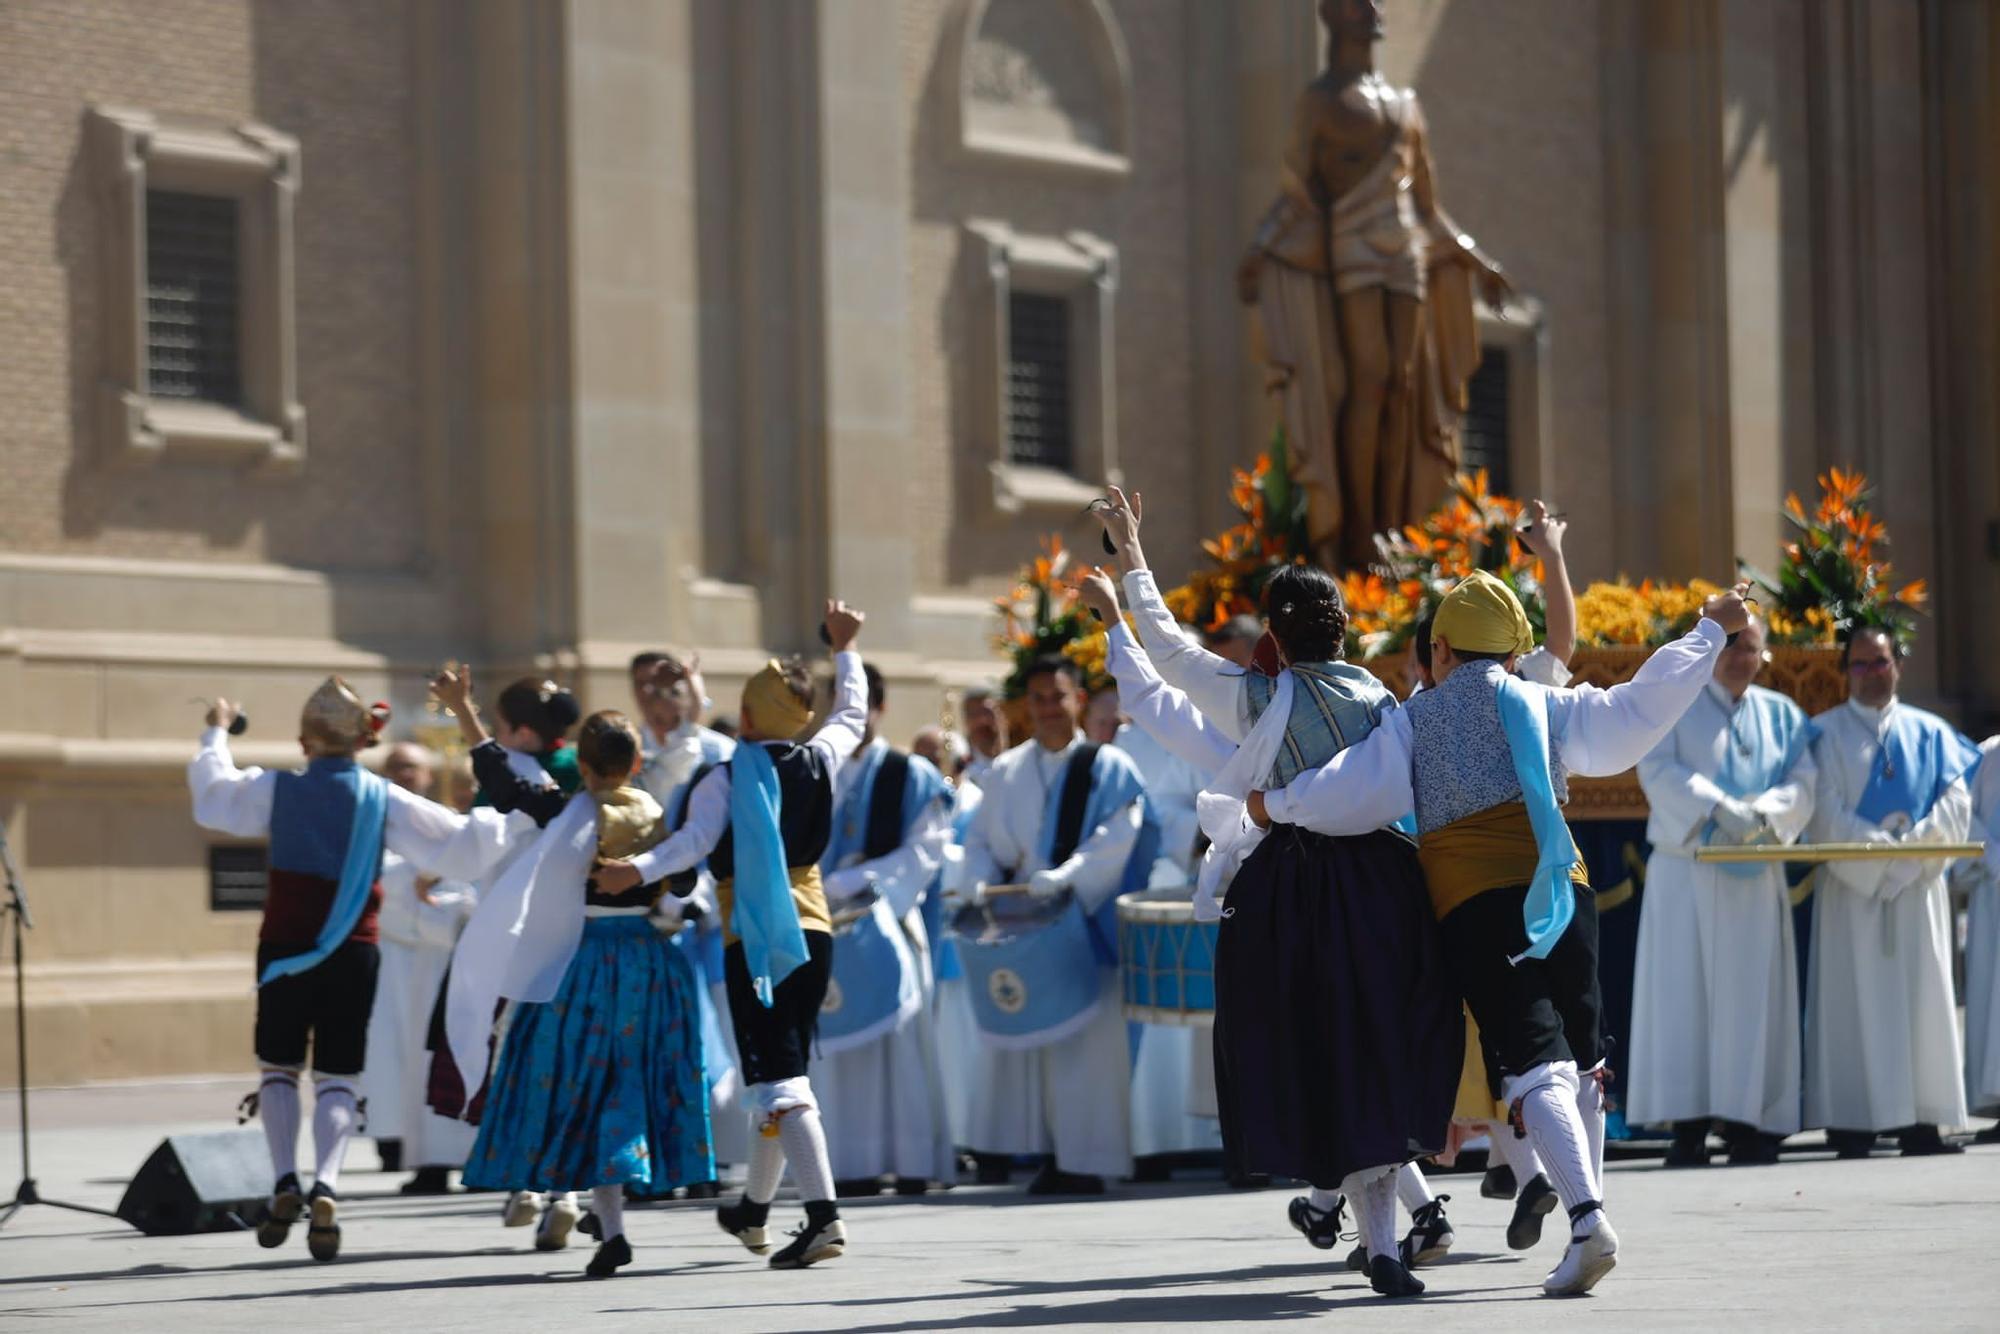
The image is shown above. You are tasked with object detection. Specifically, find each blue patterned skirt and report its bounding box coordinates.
[462,915,713,1193]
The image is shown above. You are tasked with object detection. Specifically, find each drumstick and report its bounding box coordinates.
[981,883,1035,899]
[1693,841,1985,865]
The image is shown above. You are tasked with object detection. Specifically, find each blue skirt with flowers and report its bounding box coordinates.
[462,915,713,1193]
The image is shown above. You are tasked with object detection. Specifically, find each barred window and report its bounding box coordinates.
[1005,291,1074,471]
[145,190,242,406]
[1460,344,1510,492]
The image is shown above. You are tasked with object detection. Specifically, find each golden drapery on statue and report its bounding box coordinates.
[1239,27,1508,573]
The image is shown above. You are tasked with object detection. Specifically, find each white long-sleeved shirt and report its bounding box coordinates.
[1263,619,1729,835]
[960,734,1144,915]
[822,738,954,915]
[624,651,869,884]
[188,728,530,883]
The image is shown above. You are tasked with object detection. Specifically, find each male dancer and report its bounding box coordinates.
[596,601,868,1268]
[813,662,956,1194]
[190,681,524,1260]
[1251,572,1751,1295]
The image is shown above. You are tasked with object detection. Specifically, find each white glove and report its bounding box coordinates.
[943,881,987,909]
[1710,797,1765,843]
[823,867,871,903]
[1878,811,1914,837]
[1027,867,1069,900]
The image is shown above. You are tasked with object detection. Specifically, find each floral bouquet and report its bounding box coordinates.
[1572,578,1725,647]
[1746,467,1927,650]
[1339,469,1548,659]
[1160,426,1312,632]
[991,535,1116,696]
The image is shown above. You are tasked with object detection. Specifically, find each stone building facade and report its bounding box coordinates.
[2,0,1996,1082]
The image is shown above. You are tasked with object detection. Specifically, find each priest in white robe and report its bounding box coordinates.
[956,656,1150,1194]
[1952,736,2000,1138]
[1630,617,1815,1166]
[811,663,957,1192]
[1804,628,1980,1156]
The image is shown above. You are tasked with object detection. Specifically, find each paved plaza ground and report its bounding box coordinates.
[2,1078,1996,1331]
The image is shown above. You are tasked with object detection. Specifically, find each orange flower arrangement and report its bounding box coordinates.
[1160,426,1314,633]
[1750,467,1926,649]
[990,534,1118,696]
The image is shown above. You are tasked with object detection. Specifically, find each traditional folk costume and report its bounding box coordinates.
[448,741,713,1277]
[1955,737,2000,1127]
[1630,684,1815,1162]
[636,719,744,1177]
[360,852,478,1183]
[1114,571,1459,1295]
[1262,572,1729,1296]
[188,679,523,1261]
[1804,698,1980,1154]
[617,653,868,1269]
[1116,721,1227,1167]
[958,732,1156,1191]
[811,738,956,1190]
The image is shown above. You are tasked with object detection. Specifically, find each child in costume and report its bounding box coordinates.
[594,600,870,1269]
[435,675,713,1279]
[189,681,524,1261]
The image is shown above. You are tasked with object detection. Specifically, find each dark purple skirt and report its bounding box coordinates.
[1212,826,1461,1189]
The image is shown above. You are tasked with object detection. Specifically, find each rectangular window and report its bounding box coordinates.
[208,844,268,913]
[1005,291,1073,471]
[1460,344,1510,493]
[145,190,242,406]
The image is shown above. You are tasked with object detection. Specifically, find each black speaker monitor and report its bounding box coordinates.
[115,1131,270,1236]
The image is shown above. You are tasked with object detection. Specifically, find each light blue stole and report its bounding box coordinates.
[1706,688,1814,878]
[259,768,390,987]
[1035,745,1157,966]
[1853,704,1983,827]
[728,742,810,1006]
[1494,675,1581,963]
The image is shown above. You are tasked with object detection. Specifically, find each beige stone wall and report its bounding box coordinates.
[0,0,427,572]
[901,0,1207,602]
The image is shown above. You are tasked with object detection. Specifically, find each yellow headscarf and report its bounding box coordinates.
[741,659,815,740]
[1432,569,1535,657]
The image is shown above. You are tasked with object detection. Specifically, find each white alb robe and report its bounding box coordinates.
[811,739,957,1182]
[361,851,480,1166]
[960,735,1143,1178]
[1955,737,2000,1116]
[1629,684,1814,1133]
[1803,700,1972,1133]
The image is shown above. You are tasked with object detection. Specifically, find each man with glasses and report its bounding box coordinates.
[1803,627,1981,1157]
[1629,616,1816,1166]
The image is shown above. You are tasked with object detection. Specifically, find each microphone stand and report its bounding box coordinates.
[0,817,126,1228]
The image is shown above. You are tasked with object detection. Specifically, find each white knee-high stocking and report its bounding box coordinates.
[1395,1162,1435,1213]
[1577,1062,1607,1200]
[591,1185,626,1240]
[311,1077,360,1192]
[745,1114,786,1206]
[775,1103,834,1205]
[1342,1166,1399,1261]
[1507,1062,1603,1230]
[258,1071,300,1183]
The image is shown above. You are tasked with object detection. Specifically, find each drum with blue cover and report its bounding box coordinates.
[818,889,921,1055]
[948,888,1106,1050]
[1117,889,1218,1025]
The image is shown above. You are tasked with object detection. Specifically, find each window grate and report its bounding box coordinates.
[1460,345,1511,493]
[208,844,268,912]
[1005,291,1073,471]
[146,191,242,406]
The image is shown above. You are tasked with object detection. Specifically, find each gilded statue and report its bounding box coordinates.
[1237,0,1514,570]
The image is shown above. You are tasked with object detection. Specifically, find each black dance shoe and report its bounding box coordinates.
[1286,1194,1345,1250]
[1400,1195,1454,1266]
[257,1172,303,1249]
[1507,1173,1559,1251]
[1367,1253,1426,1298]
[717,1195,773,1255]
[1480,1162,1518,1199]
[399,1166,452,1195]
[305,1182,341,1262]
[770,1203,846,1269]
[585,1233,632,1278]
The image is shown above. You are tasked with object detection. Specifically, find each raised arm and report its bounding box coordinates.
[1547,613,1732,777]
[1516,500,1575,667]
[467,739,568,827]
[808,650,869,770]
[1257,708,1416,837]
[188,714,277,838]
[1120,569,1253,740]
